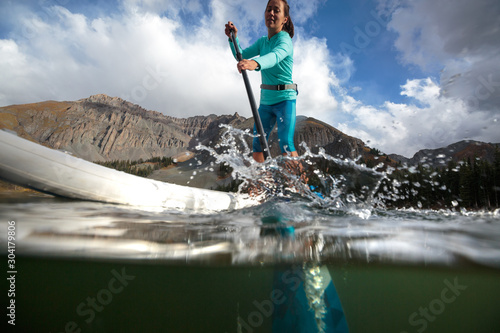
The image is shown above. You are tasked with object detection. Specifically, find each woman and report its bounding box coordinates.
[225,0,298,163]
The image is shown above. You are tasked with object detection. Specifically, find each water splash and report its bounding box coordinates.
[196,124,496,216]
[196,124,388,217]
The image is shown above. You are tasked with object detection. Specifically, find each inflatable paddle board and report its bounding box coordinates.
[0,130,256,212]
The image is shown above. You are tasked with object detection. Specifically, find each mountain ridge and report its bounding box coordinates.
[389,140,500,167]
[1,94,497,168]
[0,94,364,163]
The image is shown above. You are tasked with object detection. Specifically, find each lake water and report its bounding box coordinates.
[1,130,500,332]
[1,188,499,333]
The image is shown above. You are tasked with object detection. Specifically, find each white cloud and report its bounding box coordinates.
[0,39,34,103]
[0,2,255,117]
[294,35,340,121]
[385,0,500,113]
[289,0,327,25]
[401,77,440,103]
[337,78,496,156]
[0,0,339,121]
[120,0,204,20]
[0,0,498,158]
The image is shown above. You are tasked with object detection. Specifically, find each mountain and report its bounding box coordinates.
[0,94,364,163]
[389,140,500,168]
[2,94,496,172]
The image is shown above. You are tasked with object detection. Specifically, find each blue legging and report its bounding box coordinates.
[253,100,296,154]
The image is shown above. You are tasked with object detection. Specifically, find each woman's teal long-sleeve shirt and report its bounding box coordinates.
[229,31,297,106]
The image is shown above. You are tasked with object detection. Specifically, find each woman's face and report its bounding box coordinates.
[265,0,288,32]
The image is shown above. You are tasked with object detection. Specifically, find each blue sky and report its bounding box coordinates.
[0,0,498,157]
[317,0,415,105]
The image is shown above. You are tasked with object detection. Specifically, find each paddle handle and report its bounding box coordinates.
[230,30,271,160]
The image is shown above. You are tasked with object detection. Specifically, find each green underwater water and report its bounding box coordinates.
[5,256,500,333]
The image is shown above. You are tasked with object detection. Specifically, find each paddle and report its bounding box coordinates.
[229,29,271,160]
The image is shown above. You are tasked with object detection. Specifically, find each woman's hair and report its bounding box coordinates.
[267,0,295,38]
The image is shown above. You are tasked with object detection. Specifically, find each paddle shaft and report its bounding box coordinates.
[230,30,271,160]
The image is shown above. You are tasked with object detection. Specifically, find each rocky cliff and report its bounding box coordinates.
[389,140,500,168]
[0,94,364,162]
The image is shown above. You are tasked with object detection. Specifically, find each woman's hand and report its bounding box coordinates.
[225,21,237,38]
[237,60,259,73]
[225,21,258,72]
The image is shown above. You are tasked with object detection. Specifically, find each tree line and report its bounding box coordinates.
[96,156,173,178]
[374,150,500,210]
[298,148,500,210]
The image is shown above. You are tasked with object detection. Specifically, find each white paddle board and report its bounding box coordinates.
[0,130,256,212]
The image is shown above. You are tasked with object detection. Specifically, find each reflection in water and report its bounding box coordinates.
[259,210,349,333]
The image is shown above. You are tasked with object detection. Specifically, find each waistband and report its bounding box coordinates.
[260,83,298,94]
